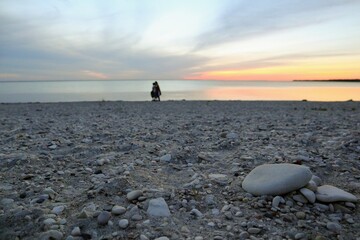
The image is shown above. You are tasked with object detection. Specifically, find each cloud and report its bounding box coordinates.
[0,10,208,80]
[196,0,359,49]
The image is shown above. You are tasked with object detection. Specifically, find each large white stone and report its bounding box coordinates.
[147,197,171,217]
[316,185,358,203]
[242,164,312,196]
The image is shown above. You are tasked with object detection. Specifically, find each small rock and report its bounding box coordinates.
[300,188,316,203]
[160,154,172,162]
[97,211,111,225]
[272,196,284,208]
[71,227,81,236]
[190,209,203,218]
[326,222,342,233]
[111,205,126,215]
[127,190,143,201]
[147,197,171,217]
[311,175,322,186]
[248,227,261,234]
[51,205,65,215]
[293,194,308,203]
[40,230,63,240]
[43,218,56,226]
[295,211,306,219]
[239,231,250,239]
[118,219,129,229]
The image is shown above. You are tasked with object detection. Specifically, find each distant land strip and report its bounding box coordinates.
[293,79,360,82]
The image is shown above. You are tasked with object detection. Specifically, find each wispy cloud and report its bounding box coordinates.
[196,0,359,49]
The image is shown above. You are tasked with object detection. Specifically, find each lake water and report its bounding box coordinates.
[0,80,359,102]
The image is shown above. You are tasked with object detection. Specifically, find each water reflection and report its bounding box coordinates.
[204,87,360,101]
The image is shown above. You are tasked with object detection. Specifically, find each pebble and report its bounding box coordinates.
[39,230,63,240]
[190,209,203,218]
[127,190,143,201]
[97,211,111,225]
[326,222,342,233]
[272,196,283,208]
[147,197,171,217]
[160,154,172,162]
[51,205,65,215]
[300,188,316,203]
[71,227,81,236]
[111,205,126,215]
[248,227,261,234]
[118,219,129,229]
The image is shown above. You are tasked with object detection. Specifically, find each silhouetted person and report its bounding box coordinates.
[151,81,161,101]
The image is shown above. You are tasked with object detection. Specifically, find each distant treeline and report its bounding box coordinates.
[293,79,360,82]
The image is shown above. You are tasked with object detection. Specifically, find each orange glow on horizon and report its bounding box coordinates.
[185,58,360,81]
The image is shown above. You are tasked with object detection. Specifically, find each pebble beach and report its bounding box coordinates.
[0,100,359,240]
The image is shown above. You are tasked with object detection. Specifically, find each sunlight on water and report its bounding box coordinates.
[0,80,359,102]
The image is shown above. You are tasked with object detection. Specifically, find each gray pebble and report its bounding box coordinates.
[118,219,129,229]
[97,211,111,225]
[326,222,342,233]
[111,205,126,215]
[248,227,261,234]
[71,227,81,236]
[40,230,63,240]
[127,190,143,201]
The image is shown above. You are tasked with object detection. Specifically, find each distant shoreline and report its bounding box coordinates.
[293,79,360,82]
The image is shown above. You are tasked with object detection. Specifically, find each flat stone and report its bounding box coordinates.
[242,164,312,196]
[316,185,358,202]
[147,197,171,217]
[51,205,65,215]
[300,188,316,203]
[160,154,171,162]
[209,174,228,182]
[127,190,143,201]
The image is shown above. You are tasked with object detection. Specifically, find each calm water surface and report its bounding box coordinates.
[0,80,359,102]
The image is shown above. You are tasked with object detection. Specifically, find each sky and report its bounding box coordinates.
[0,0,360,81]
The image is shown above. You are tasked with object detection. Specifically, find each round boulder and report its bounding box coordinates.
[242,163,312,196]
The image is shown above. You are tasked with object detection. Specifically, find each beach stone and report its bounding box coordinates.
[71,227,81,236]
[305,180,318,192]
[127,190,143,201]
[51,205,65,215]
[118,219,129,229]
[316,185,358,202]
[272,196,284,208]
[248,227,261,234]
[300,188,316,203]
[97,211,111,225]
[40,230,63,240]
[147,197,171,217]
[242,164,312,196]
[226,132,238,139]
[311,175,322,186]
[160,154,171,162]
[112,205,126,215]
[326,222,342,233]
[209,174,228,183]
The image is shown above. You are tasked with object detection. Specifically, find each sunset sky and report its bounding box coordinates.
[1,0,360,81]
